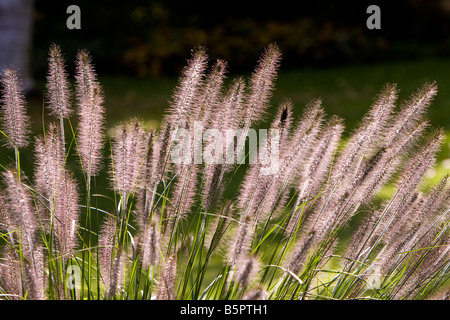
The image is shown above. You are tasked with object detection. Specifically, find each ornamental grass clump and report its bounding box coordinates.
[0,43,448,300]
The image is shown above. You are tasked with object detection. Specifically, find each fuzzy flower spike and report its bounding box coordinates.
[75,50,105,179]
[0,67,30,150]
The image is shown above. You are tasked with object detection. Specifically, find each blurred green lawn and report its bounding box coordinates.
[27,57,450,189]
[97,57,450,130]
[101,57,450,186]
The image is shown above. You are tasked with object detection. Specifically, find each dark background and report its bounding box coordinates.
[31,0,450,78]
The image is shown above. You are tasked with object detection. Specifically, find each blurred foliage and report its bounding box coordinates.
[32,0,450,78]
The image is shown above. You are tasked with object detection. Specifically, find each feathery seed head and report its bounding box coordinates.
[167,46,208,130]
[75,50,105,177]
[3,169,38,237]
[98,215,118,289]
[286,231,315,275]
[228,214,254,267]
[243,288,268,300]
[298,115,344,200]
[2,169,44,298]
[0,189,10,232]
[34,122,65,209]
[0,67,30,149]
[290,99,324,145]
[283,99,325,176]
[142,128,161,189]
[167,164,199,218]
[75,50,97,104]
[53,171,80,261]
[46,44,72,118]
[397,128,444,194]
[22,261,45,300]
[0,247,22,299]
[111,118,148,197]
[141,218,161,269]
[157,255,177,300]
[195,59,227,127]
[333,83,397,179]
[219,77,246,131]
[106,248,124,299]
[244,43,281,125]
[236,255,261,289]
[385,82,437,147]
[271,99,293,147]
